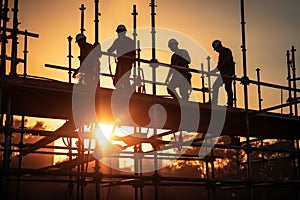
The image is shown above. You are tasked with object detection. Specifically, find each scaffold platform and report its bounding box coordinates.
[3,76,300,140]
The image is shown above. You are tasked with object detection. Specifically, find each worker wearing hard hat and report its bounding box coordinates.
[211,39,235,107]
[107,24,135,89]
[165,39,192,100]
[73,33,101,86]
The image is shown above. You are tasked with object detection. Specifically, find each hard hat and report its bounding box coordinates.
[212,40,221,49]
[75,33,86,42]
[116,24,127,33]
[168,39,178,47]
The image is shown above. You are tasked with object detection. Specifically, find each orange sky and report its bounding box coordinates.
[10,0,300,110]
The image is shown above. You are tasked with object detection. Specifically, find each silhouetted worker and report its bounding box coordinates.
[211,39,235,107]
[107,24,135,89]
[165,39,192,101]
[73,33,101,86]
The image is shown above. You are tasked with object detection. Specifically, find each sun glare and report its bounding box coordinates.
[53,122,177,171]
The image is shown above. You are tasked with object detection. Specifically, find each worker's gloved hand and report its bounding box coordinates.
[72,69,78,78]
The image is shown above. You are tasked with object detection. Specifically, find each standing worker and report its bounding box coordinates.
[73,33,101,86]
[165,39,192,101]
[107,24,135,89]
[211,39,235,107]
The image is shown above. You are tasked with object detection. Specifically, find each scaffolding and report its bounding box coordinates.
[1,0,300,200]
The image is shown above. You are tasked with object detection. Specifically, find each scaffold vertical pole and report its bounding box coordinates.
[150,0,158,96]
[94,141,100,200]
[94,0,100,44]
[16,116,25,200]
[205,150,210,198]
[137,40,144,93]
[23,30,28,77]
[207,56,212,102]
[132,5,138,88]
[1,98,12,200]
[211,150,216,200]
[139,152,144,200]
[256,68,262,110]
[80,142,85,200]
[287,50,293,116]
[0,1,9,199]
[0,0,3,27]
[240,0,253,199]
[0,0,8,77]
[67,137,74,200]
[0,0,9,129]
[149,1,160,198]
[80,4,86,35]
[134,144,139,200]
[201,63,206,103]
[10,0,19,76]
[233,75,237,108]
[291,45,297,116]
[68,36,73,83]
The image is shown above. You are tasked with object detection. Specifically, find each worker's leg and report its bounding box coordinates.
[224,80,233,107]
[121,70,132,90]
[212,76,223,105]
[179,78,191,101]
[167,77,178,99]
[113,62,122,87]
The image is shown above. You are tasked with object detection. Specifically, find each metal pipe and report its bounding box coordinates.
[236,149,240,179]
[134,146,139,200]
[67,36,73,83]
[244,77,300,92]
[10,0,19,76]
[16,116,25,200]
[94,0,100,44]
[253,98,300,114]
[149,2,159,199]
[210,150,216,200]
[281,89,283,114]
[0,0,9,77]
[23,30,28,77]
[0,2,3,130]
[67,137,74,200]
[1,98,12,200]
[0,27,39,38]
[233,75,237,108]
[256,68,262,110]
[207,56,212,102]
[137,40,143,93]
[0,0,3,27]
[150,0,158,97]
[150,0,156,61]
[292,140,298,179]
[80,142,85,200]
[296,140,300,180]
[132,5,138,87]
[201,63,206,103]
[260,140,265,180]
[240,0,253,199]
[137,41,141,79]
[287,50,293,115]
[80,4,86,34]
[95,158,100,200]
[139,145,144,200]
[291,46,297,116]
